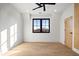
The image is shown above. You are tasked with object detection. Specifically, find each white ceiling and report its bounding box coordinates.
[12,3,72,14]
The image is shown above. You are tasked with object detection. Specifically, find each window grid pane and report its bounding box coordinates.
[33,20,40,32]
[42,20,49,26]
[34,20,40,26]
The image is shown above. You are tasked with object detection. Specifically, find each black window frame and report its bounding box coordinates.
[32,18,50,33]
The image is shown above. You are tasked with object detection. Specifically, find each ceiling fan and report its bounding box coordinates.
[33,3,56,11]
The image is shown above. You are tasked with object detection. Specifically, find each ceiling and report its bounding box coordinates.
[12,3,72,14]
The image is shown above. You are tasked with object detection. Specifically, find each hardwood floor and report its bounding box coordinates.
[1,42,79,56]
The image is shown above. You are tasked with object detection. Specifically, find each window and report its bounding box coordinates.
[32,18,50,33]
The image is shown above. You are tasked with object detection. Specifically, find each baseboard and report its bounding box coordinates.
[23,41,59,43]
[24,40,59,43]
[72,48,79,54]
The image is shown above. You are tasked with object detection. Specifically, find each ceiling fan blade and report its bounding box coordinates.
[41,3,56,5]
[43,4,46,11]
[33,6,42,10]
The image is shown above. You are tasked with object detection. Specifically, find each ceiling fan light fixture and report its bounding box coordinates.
[33,3,56,11]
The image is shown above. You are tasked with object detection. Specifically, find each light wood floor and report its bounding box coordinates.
[1,42,79,56]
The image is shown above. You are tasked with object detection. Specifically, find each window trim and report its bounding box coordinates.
[32,18,50,33]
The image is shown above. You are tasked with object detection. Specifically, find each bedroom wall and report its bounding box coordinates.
[60,3,79,54]
[23,12,61,42]
[60,4,74,44]
[0,3,23,53]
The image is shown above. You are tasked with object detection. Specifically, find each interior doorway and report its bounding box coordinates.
[65,16,73,48]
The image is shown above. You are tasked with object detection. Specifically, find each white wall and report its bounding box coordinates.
[60,4,74,44]
[60,4,79,54]
[0,4,23,51]
[24,12,61,42]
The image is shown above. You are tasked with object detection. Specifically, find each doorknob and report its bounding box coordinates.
[70,32,72,34]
